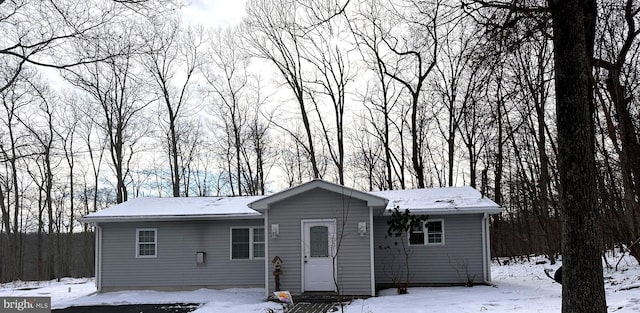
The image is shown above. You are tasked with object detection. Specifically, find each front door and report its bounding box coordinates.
[302,220,336,292]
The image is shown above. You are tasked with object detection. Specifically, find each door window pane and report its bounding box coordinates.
[310,226,329,257]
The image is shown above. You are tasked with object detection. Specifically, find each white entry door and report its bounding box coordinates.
[302,220,336,292]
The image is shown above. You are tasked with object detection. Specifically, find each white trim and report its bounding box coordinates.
[382,208,501,216]
[300,219,337,293]
[230,226,265,260]
[425,219,445,245]
[300,221,304,293]
[482,213,492,282]
[264,211,269,298]
[136,228,157,258]
[369,207,376,296]
[95,225,102,292]
[83,213,262,223]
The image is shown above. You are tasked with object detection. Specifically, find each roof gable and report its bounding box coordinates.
[248,179,388,210]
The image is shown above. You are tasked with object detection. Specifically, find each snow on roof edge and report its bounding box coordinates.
[83,185,501,223]
[82,196,264,222]
[371,186,501,214]
[81,212,263,223]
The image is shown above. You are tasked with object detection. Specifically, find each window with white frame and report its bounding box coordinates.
[426,220,444,244]
[409,223,425,245]
[136,229,157,257]
[231,227,264,259]
[409,220,444,245]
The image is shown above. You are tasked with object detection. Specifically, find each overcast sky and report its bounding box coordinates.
[181,0,247,27]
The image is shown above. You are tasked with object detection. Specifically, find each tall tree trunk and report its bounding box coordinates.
[549,0,606,312]
[410,95,425,188]
[170,118,181,197]
[494,74,504,206]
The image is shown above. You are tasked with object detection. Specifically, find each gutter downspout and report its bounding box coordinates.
[94,224,102,293]
[369,207,375,297]
[482,213,491,283]
[264,210,269,299]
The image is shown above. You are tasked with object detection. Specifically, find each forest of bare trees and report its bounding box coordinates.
[0,1,638,305]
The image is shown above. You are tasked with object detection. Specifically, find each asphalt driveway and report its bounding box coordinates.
[53,303,200,313]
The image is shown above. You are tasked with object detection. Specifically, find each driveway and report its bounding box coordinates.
[53,303,200,313]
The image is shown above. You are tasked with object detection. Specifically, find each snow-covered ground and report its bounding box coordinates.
[1,255,638,312]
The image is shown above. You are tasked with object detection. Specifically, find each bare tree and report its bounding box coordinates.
[65,32,151,203]
[432,18,485,187]
[352,1,404,190]
[457,64,492,189]
[242,81,273,195]
[349,122,385,191]
[0,71,33,281]
[203,27,253,196]
[54,95,83,277]
[464,1,607,310]
[142,15,202,197]
[592,0,640,260]
[0,0,175,93]
[513,27,560,263]
[280,128,313,187]
[244,0,321,179]
[18,78,60,280]
[300,4,356,185]
[73,92,107,217]
[355,0,447,188]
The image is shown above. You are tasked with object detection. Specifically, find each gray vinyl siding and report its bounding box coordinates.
[267,188,372,295]
[374,214,484,287]
[99,219,264,291]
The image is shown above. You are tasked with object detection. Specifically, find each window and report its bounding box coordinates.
[136,229,157,258]
[409,220,444,245]
[231,227,264,260]
[310,226,329,257]
[409,224,424,245]
[426,220,444,244]
[253,228,265,258]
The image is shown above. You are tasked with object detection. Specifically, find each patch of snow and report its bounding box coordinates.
[60,288,280,313]
[1,254,638,312]
[82,196,264,222]
[0,278,95,307]
[371,186,501,214]
[82,185,503,222]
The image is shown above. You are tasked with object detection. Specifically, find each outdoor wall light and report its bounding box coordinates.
[271,224,280,238]
[358,222,367,236]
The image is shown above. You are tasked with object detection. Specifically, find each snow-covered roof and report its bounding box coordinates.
[82,184,501,223]
[82,196,264,222]
[370,186,501,215]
